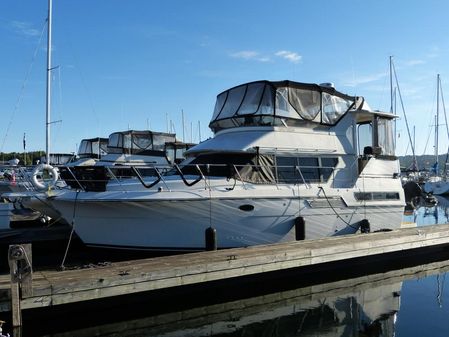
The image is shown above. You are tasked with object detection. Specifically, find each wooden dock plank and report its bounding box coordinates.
[1,224,449,311]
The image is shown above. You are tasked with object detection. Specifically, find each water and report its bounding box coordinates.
[12,198,449,336]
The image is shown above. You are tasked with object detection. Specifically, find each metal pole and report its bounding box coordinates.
[436,74,440,175]
[45,0,53,165]
[389,56,393,113]
[181,109,185,142]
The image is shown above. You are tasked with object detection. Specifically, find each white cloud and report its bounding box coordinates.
[275,50,302,63]
[405,59,425,66]
[343,72,387,87]
[230,49,302,63]
[10,21,41,37]
[229,50,271,62]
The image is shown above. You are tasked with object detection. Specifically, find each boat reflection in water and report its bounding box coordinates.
[39,258,449,337]
[412,195,449,226]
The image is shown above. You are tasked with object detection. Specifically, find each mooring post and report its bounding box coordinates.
[205,227,217,251]
[8,244,33,328]
[295,217,305,241]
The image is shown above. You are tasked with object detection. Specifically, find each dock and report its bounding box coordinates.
[36,256,449,337]
[2,223,449,328]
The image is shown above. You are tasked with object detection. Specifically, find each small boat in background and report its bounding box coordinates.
[67,137,109,166]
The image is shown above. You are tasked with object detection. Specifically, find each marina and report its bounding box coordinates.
[3,1,449,336]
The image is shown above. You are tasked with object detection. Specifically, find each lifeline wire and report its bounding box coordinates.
[318,186,358,230]
[0,20,47,153]
[60,190,80,270]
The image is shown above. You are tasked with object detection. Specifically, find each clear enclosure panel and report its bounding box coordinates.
[133,134,153,150]
[152,135,176,151]
[275,87,299,119]
[78,140,91,155]
[377,118,395,156]
[322,93,353,124]
[216,85,247,120]
[288,87,321,121]
[237,82,266,115]
[107,133,123,153]
[357,123,373,155]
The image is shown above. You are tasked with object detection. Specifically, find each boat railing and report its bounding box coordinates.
[55,162,345,192]
[161,162,340,188]
[0,166,40,192]
[58,165,174,192]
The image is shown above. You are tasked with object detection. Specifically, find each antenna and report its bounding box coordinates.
[181,109,185,142]
[166,113,169,133]
[198,120,201,142]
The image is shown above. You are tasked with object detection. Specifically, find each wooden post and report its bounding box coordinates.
[8,244,33,327]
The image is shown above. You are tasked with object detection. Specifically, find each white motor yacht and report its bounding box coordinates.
[95,130,186,167]
[50,80,405,250]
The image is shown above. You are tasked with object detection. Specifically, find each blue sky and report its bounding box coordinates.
[1,0,449,156]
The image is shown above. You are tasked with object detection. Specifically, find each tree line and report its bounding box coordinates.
[0,151,44,166]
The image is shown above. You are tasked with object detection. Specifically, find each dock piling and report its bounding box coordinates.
[295,217,305,240]
[360,219,371,233]
[205,227,217,251]
[8,244,32,327]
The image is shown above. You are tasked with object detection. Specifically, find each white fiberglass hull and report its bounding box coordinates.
[50,180,404,250]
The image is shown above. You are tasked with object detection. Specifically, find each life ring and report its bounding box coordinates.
[31,164,59,190]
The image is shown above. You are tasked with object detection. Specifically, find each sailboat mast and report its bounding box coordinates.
[389,56,393,113]
[45,0,53,165]
[436,74,440,174]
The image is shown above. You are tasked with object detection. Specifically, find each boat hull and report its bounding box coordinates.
[51,193,404,250]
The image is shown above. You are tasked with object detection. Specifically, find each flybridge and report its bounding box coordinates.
[209,80,367,132]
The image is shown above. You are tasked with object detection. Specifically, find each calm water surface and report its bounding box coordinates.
[16,197,449,336]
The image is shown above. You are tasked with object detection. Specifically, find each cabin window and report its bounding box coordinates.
[321,157,339,181]
[377,118,395,156]
[322,93,353,124]
[276,157,299,183]
[298,157,320,181]
[276,156,338,184]
[354,192,400,201]
[178,153,276,183]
